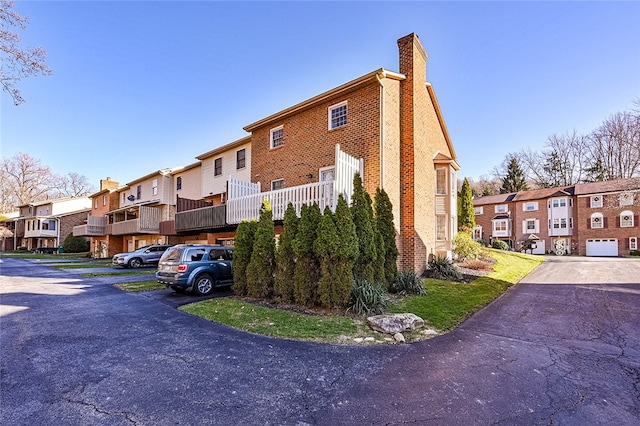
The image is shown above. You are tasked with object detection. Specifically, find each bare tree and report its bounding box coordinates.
[585,111,640,181]
[1,0,52,105]
[53,172,94,198]
[0,153,96,212]
[520,131,588,188]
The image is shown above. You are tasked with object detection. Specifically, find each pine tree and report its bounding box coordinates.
[292,203,321,306]
[246,199,276,299]
[500,156,529,193]
[231,219,257,296]
[350,173,376,281]
[374,187,398,286]
[274,203,298,303]
[458,178,476,232]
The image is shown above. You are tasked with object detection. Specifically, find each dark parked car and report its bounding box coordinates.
[112,244,173,268]
[156,244,233,296]
[33,247,56,254]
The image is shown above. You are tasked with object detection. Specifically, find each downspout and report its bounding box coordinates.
[376,73,385,189]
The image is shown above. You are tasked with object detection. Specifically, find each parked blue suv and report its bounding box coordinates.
[156,244,233,295]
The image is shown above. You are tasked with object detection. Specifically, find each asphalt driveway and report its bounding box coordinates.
[1,256,639,425]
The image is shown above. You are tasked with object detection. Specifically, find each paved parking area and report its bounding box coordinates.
[1,256,639,425]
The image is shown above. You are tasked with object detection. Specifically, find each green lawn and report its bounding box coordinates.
[390,250,544,331]
[114,280,166,292]
[179,249,544,344]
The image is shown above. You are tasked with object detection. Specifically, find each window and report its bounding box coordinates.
[524,202,538,211]
[630,237,638,251]
[436,168,447,194]
[591,213,603,229]
[474,206,483,215]
[495,204,508,213]
[328,101,347,130]
[136,185,142,200]
[494,220,508,232]
[450,170,456,195]
[152,179,158,196]
[620,211,634,228]
[620,192,634,206]
[237,149,246,169]
[103,194,107,206]
[552,218,567,229]
[319,167,335,182]
[436,215,447,240]
[214,158,222,176]
[270,125,284,149]
[122,193,126,204]
[94,198,98,208]
[526,220,536,231]
[176,176,182,191]
[569,218,573,229]
[271,179,284,191]
[591,195,603,208]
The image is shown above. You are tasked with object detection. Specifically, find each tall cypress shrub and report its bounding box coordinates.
[232,219,257,296]
[458,177,476,232]
[367,191,386,284]
[332,195,359,307]
[274,202,298,303]
[292,203,321,306]
[374,187,398,286]
[246,198,276,299]
[351,173,376,282]
[314,207,341,308]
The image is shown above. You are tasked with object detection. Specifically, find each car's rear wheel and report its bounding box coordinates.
[193,274,214,296]
[128,258,142,268]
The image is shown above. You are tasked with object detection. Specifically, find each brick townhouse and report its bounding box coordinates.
[473,178,640,257]
[78,33,460,273]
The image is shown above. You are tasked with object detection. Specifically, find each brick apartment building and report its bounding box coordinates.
[76,33,460,273]
[473,178,640,257]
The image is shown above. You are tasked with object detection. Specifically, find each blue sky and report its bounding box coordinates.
[2,1,640,191]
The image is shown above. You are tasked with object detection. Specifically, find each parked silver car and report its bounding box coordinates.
[112,244,173,268]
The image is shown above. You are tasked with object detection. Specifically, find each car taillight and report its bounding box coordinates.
[177,264,188,273]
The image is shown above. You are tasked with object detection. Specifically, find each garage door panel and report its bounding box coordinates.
[586,239,618,256]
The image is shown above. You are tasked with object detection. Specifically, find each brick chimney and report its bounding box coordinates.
[100,177,119,191]
[398,33,428,272]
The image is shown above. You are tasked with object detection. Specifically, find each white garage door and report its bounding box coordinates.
[586,239,618,256]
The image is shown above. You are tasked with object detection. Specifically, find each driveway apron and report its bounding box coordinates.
[318,256,640,425]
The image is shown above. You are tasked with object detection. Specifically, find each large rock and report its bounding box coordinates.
[367,313,425,334]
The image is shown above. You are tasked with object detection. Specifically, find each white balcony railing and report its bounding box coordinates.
[226,144,363,225]
[227,180,335,224]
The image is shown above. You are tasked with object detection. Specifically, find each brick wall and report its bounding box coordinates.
[249,84,382,195]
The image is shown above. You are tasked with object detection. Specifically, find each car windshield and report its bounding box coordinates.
[134,245,153,252]
[161,247,184,262]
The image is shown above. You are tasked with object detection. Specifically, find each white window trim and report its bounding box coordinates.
[474,206,483,215]
[620,210,634,228]
[493,219,508,232]
[591,195,603,208]
[495,204,508,213]
[328,101,348,130]
[319,166,335,182]
[523,202,538,211]
[271,179,284,191]
[270,125,284,149]
[591,213,603,229]
[630,237,638,251]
